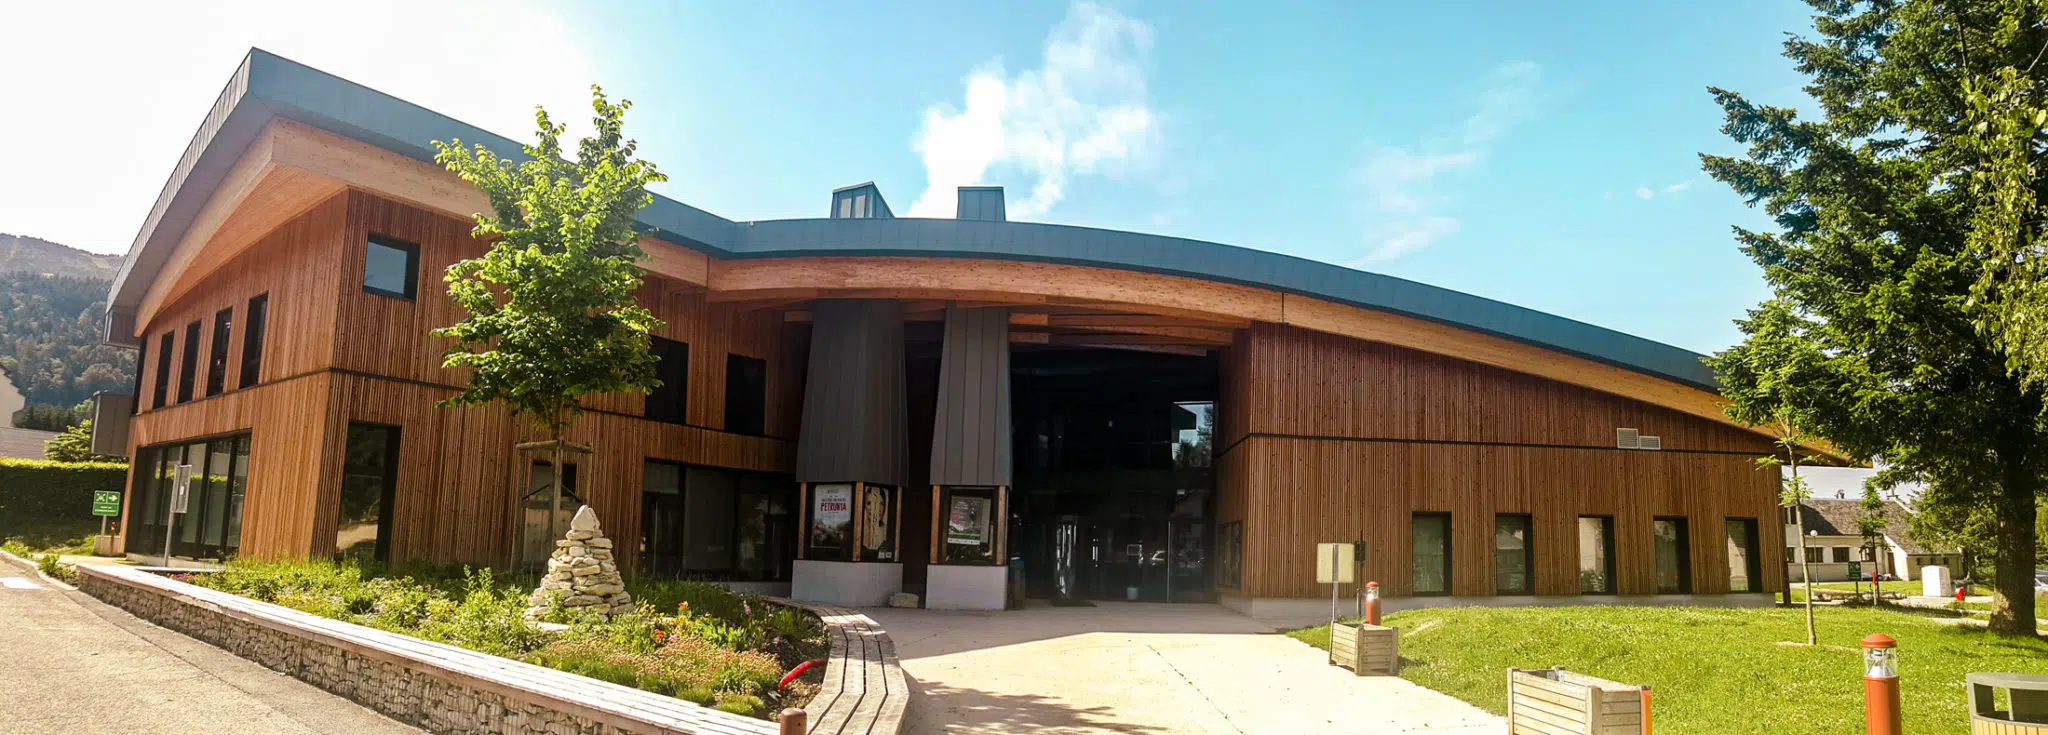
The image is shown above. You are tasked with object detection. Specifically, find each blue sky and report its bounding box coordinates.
[1,0,1818,354]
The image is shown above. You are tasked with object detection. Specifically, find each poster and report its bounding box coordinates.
[810,484,852,550]
[946,496,990,546]
[861,486,894,560]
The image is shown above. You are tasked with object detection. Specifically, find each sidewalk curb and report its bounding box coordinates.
[0,547,80,591]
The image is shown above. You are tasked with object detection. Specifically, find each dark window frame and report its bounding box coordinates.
[1493,513,1534,595]
[640,459,796,581]
[205,307,232,397]
[1577,515,1617,595]
[1411,512,1453,596]
[177,321,201,403]
[724,353,768,436]
[133,337,149,415]
[240,294,268,388]
[363,234,421,301]
[1727,517,1763,593]
[1652,516,1693,594]
[644,337,690,425]
[152,332,173,409]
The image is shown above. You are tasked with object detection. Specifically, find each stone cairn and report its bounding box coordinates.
[525,506,635,621]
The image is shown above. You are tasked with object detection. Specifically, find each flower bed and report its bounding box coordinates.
[187,559,826,720]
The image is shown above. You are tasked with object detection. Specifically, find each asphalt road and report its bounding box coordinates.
[0,558,420,735]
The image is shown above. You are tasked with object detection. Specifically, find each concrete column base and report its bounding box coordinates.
[793,560,902,607]
[926,564,1007,610]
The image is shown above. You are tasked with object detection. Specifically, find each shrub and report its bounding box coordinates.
[0,458,130,548]
[36,553,75,584]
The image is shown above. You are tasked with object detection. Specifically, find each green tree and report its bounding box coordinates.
[43,419,121,464]
[431,87,667,551]
[1757,425,1820,645]
[1701,0,2046,634]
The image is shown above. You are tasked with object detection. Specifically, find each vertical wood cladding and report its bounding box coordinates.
[125,190,800,568]
[1220,322,1782,599]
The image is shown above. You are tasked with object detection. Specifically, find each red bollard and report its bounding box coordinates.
[1862,634,1901,735]
[1365,581,1381,626]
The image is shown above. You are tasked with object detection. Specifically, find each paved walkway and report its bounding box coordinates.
[0,558,420,735]
[869,602,1505,735]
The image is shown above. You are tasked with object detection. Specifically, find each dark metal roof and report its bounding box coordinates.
[111,48,1721,391]
[1794,498,1930,554]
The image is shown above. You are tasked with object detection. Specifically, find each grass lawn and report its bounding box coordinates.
[1289,605,2048,734]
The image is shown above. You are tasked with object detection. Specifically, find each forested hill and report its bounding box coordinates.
[0,234,134,415]
[0,233,121,279]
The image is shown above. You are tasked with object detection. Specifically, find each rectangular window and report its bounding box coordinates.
[1805,546,1824,564]
[640,462,796,581]
[725,354,768,436]
[1727,518,1762,592]
[1412,513,1451,595]
[240,294,267,388]
[123,434,249,560]
[1653,517,1691,594]
[131,339,147,415]
[1577,516,1615,594]
[1832,546,1851,563]
[363,235,420,300]
[205,308,232,396]
[938,486,1001,564]
[338,424,401,561]
[152,332,172,409]
[177,321,201,403]
[644,337,689,424]
[1494,514,1533,595]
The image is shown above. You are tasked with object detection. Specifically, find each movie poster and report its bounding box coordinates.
[946,495,990,546]
[810,484,852,551]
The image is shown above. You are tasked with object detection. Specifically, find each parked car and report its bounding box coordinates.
[2034,571,2047,593]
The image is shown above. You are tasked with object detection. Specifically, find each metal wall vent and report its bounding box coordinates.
[1616,428,1640,449]
[1637,435,1662,451]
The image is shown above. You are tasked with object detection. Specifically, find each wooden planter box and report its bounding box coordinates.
[1507,667,1646,735]
[1327,622,1398,676]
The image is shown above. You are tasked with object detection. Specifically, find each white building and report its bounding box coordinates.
[1783,497,1963,583]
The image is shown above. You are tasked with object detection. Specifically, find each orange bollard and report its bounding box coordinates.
[1640,685,1652,735]
[1862,634,1901,735]
[1365,581,1381,626]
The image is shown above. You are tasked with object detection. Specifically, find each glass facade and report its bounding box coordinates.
[338,424,400,561]
[639,461,794,580]
[1412,513,1451,595]
[1578,516,1615,594]
[1653,517,1691,594]
[1494,514,1533,594]
[127,435,249,560]
[1726,518,1761,592]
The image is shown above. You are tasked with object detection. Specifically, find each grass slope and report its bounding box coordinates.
[1290,605,2048,735]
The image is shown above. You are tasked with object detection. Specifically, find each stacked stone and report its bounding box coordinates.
[525,506,635,620]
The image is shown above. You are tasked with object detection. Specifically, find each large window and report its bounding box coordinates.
[177,320,200,403]
[1653,517,1692,594]
[725,354,767,436]
[205,307,232,397]
[126,434,249,560]
[1578,516,1616,594]
[1805,546,1825,564]
[1727,518,1762,593]
[639,461,794,580]
[1494,514,1533,595]
[152,332,173,409]
[363,235,419,300]
[645,337,689,425]
[338,424,401,561]
[131,339,147,415]
[240,294,267,388]
[1412,513,1451,595]
[1832,546,1851,563]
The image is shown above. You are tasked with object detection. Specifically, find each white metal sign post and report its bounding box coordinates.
[163,464,192,564]
[1316,542,1356,642]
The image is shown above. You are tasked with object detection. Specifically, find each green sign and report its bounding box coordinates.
[1847,561,1863,579]
[91,490,121,517]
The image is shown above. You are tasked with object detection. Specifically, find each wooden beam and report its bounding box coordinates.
[1046,333,1229,347]
[1050,324,1237,343]
[1046,313,1252,329]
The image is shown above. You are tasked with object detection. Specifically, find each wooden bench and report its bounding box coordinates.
[766,598,908,735]
[77,564,774,735]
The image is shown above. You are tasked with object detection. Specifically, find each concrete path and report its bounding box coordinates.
[0,558,420,735]
[869,602,1505,735]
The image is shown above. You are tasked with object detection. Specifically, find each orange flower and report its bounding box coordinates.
[653,630,668,643]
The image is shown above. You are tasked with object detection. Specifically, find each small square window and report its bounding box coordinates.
[364,235,419,300]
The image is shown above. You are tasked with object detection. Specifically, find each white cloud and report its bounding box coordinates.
[1603,191,1615,201]
[1351,62,1542,266]
[1631,179,1694,202]
[0,0,597,254]
[1662,179,1694,194]
[908,2,1157,219]
[1636,185,1656,200]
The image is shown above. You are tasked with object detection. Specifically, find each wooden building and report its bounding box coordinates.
[96,50,1788,616]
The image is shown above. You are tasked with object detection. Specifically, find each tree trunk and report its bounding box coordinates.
[1990,459,2039,635]
[1796,512,1816,645]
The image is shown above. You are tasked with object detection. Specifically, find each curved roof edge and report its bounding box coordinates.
[110,48,1720,392]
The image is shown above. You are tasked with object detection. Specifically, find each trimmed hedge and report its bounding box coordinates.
[0,458,129,543]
